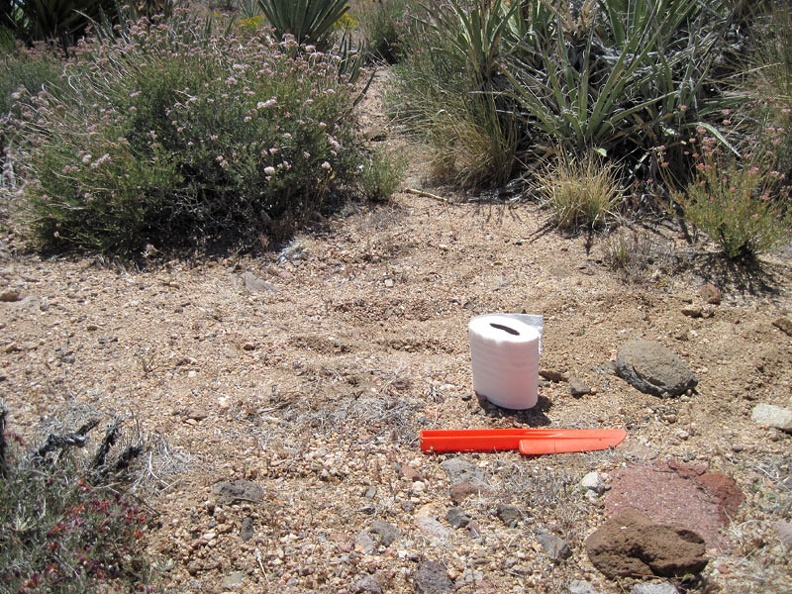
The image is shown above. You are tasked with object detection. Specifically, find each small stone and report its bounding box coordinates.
[446,507,471,529]
[536,528,572,561]
[0,289,21,302]
[354,572,382,594]
[581,471,607,495]
[699,283,721,305]
[401,463,424,482]
[355,530,377,555]
[212,479,264,505]
[441,457,487,485]
[449,480,492,504]
[241,272,275,293]
[496,503,522,528]
[751,403,792,432]
[774,520,792,550]
[414,560,453,594]
[568,580,598,594]
[632,583,680,594]
[416,517,450,541]
[772,317,792,337]
[220,571,246,589]
[681,305,704,318]
[540,369,568,383]
[384,278,394,288]
[570,377,592,397]
[368,520,400,548]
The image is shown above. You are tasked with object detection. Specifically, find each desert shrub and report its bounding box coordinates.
[389,0,524,187]
[391,0,759,197]
[673,129,790,261]
[353,0,415,64]
[534,151,622,231]
[0,404,152,593]
[11,11,370,254]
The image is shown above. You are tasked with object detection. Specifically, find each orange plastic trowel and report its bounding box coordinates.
[420,428,627,456]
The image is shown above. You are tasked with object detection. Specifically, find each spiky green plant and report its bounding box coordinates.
[258,0,349,49]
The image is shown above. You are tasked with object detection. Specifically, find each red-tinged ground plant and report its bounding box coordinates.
[0,402,153,594]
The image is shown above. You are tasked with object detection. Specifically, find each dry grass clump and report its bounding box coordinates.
[534,153,622,232]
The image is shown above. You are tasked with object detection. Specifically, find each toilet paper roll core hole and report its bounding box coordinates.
[489,322,520,336]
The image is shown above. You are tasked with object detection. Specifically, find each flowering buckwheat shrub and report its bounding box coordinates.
[13,13,365,253]
[673,126,791,261]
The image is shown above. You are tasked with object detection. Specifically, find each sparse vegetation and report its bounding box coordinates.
[534,152,621,231]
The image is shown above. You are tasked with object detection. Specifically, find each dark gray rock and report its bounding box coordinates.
[446,507,471,529]
[615,340,697,397]
[585,509,708,579]
[441,457,487,485]
[414,560,452,594]
[369,520,400,547]
[496,503,523,528]
[212,479,264,504]
[240,516,255,541]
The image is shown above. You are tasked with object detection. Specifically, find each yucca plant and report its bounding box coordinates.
[422,0,521,88]
[507,0,736,181]
[258,0,349,49]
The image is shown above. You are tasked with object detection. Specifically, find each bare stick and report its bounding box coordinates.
[403,187,451,203]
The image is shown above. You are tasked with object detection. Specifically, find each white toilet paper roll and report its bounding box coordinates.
[469,314,540,410]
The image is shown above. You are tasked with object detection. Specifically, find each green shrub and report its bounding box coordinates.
[354,0,415,64]
[0,404,152,593]
[673,130,791,261]
[1,41,63,189]
[746,1,792,181]
[389,0,523,187]
[392,0,755,196]
[534,151,622,231]
[12,12,369,254]
[358,145,406,202]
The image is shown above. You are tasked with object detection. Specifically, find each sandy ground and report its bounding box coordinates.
[1,70,791,593]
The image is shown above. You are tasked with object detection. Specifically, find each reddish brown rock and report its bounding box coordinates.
[605,461,744,552]
[700,283,721,305]
[449,481,491,505]
[585,509,708,579]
